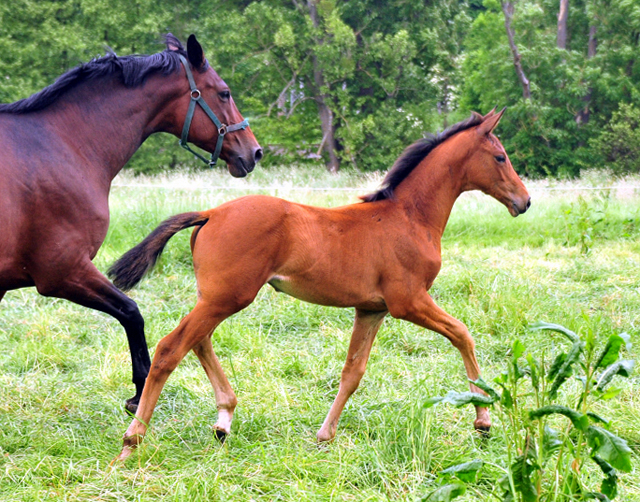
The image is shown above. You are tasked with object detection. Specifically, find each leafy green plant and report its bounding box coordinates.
[562,194,609,254]
[425,321,634,501]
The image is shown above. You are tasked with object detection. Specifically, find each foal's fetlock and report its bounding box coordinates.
[115,434,144,462]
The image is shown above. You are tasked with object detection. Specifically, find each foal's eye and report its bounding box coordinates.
[218,90,231,100]
[495,155,506,163]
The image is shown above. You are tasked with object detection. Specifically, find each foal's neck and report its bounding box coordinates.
[44,75,184,181]
[393,135,472,239]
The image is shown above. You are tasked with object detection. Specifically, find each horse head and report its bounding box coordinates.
[168,35,263,177]
[464,109,531,216]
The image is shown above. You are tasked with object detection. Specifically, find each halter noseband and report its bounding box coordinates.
[178,55,249,167]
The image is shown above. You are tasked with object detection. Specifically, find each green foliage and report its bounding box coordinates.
[426,321,635,500]
[590,104,640,174]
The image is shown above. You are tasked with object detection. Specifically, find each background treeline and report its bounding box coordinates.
[1,0,639,177]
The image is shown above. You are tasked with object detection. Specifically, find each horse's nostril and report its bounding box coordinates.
[526,197,531,210]
[254,148,263,163]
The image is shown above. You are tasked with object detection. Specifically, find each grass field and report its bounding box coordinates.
[1,166,639,501]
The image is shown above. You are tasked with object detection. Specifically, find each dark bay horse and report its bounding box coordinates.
[0,34,262,411]
[110,110,531,460]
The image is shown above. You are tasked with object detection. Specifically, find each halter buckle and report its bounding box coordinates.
[218,124,228,135]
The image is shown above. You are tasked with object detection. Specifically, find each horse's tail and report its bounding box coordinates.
[108,212,209,291]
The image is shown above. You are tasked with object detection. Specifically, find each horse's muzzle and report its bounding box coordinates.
[510,196,531,216]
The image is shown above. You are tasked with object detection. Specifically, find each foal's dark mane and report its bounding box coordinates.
[0,34,191,114]
[361,113,484,202]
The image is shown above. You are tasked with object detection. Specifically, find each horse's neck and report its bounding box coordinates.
[45,76,182,181]
[394,141,469,239]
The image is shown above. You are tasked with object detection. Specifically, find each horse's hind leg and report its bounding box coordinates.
[118,301,228,460]
[193,337,237,442]
[37,261,151,412]
[317,309,387,443]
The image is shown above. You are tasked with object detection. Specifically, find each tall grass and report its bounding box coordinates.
[0,166,638,501]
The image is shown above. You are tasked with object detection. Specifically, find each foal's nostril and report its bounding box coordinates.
[526,197,532,210]
[254,147,263,163]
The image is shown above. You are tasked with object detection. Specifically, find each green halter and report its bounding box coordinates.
[178,55,249,167]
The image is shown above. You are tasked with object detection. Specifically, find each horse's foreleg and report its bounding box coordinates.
[118,301,226,461]
[39,262,150,413]
[317,309,387,443]
[193,337,237,442]
[401,293,491,433]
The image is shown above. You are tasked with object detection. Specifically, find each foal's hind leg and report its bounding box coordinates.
[37,261,151,412]
[193,337,237,442]
[317,309,387,442]
[399,293,491,432]
[118,301,229,461]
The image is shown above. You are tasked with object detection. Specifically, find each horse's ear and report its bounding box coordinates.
[187,34,206,70]
[471,111,483,122]
[165,33,181,52]
[477,107,505,136]
[483,107,497,119]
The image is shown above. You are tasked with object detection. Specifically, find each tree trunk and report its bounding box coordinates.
[557,0,569,49]
[307,0,340,172]
[501,1,531,100]
[577,25,597,124]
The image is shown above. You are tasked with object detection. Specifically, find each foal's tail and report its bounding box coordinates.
[108,212,209,291]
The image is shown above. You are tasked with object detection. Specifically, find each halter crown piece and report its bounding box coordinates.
[178,55,249,167]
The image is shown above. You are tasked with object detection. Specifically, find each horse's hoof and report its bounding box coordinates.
[125,399,139,415]
[213,428,228,444]
[475,425,491,438]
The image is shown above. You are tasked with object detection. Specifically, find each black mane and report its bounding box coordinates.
[0,34,187,114]
[361,113,484,202]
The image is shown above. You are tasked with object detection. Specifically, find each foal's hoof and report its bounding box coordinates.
[475,425,491,438]
[125,398,139,415]
[213,428,228,444]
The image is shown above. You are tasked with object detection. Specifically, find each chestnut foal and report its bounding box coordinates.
[110,109,530,460]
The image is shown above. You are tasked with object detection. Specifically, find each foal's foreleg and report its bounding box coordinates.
[193,337,237,441]
[118,301,225,461]
[39,262,150,412]
[317,309,387,442]
[402,294,491,432]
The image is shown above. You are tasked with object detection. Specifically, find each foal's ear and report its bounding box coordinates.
[477,107,505,136]
[187,34,206,71]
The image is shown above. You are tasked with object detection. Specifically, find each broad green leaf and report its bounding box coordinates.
[596,360,635,390]
[500,387,514,409]
[512,339,526,360]
[584,491,611,501]
[586,426,632,472]
[596,387,623,401]
[529,405,589,431]
[441,460,483,483]
[421,483,466,501]
[510,454,537,502]
[595,334,625,369]
[547,352,567,381]
[548,341,585,399]
[542,425,562,459]
[424,396,445,408]
[470,377,500,401]
[529,321,579,343]
[592,456,618,499]
[587,412,610,427]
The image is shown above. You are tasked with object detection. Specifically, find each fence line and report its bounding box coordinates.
[111,183,640,192]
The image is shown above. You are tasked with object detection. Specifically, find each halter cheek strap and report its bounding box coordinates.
[178,55,249,167]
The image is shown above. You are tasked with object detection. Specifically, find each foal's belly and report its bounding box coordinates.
[268,275,387,311]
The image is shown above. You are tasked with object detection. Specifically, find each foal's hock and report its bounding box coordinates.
[111,109,531,460]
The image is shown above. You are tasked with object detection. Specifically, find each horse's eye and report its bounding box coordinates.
[495,155,506,163]
[219,91,230,100]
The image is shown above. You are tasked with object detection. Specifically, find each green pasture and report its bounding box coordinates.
[1,167,639,501]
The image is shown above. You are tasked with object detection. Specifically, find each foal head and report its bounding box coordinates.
[169,35,263,177]
[461,109,531,216]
